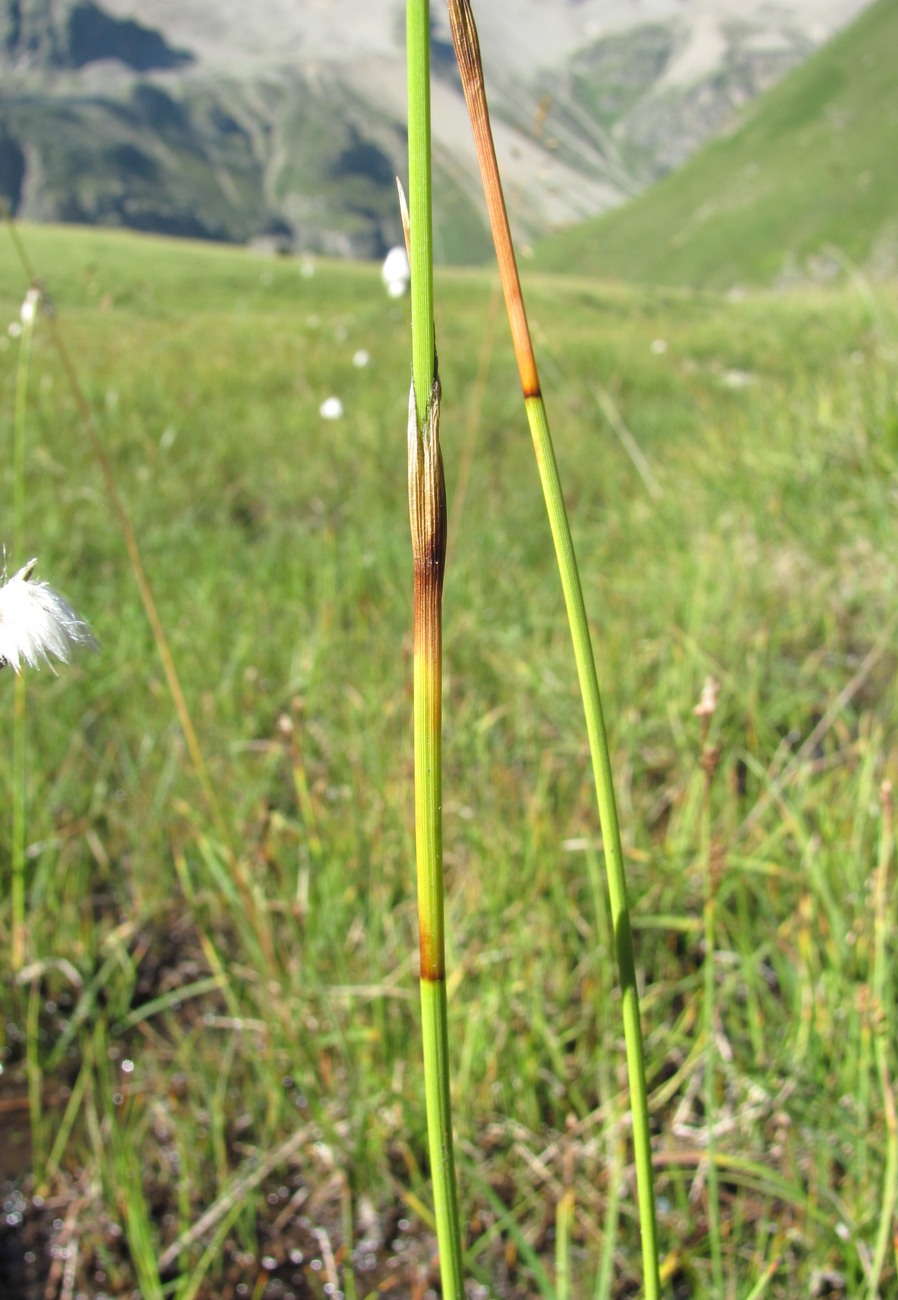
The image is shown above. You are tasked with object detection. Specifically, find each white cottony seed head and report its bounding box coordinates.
[381,245,410,298]
[319,396,344,420]
[694,675,720,719]
[20,288,40,327]
[0,560,96,673]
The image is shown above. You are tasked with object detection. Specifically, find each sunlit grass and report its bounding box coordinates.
[0,222,896,1294]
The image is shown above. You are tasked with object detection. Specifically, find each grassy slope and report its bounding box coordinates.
[534,0,898,289]
[0,223,897,1295]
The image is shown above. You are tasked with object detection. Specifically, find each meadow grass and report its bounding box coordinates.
[0,222,896,1295]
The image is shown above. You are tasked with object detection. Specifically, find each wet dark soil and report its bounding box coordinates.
[0,1169,449,1300]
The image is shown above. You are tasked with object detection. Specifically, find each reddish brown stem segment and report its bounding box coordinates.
[408,374,448,983]
[447,0,541,400]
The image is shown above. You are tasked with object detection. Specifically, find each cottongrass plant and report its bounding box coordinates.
[2,553,94,984]
[8,282,96,969]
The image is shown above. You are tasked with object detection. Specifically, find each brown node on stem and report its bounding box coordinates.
[419,929,445,984]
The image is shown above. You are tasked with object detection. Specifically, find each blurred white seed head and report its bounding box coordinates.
[381,245,410,298]
[20,287,41,327]
[0,559,96,673]
[694,675,720,719]
[319,396,344,420]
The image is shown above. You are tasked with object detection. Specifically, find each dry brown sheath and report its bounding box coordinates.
[408,376,447,608]
[408,374,447,983]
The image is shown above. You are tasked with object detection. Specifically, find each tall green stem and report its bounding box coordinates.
[406,3,465,1296]
[445,1,660,1291]
[522,396,659,1295]
[407,0,435,420]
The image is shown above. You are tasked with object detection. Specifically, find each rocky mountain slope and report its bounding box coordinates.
[0,0,871,259]
[534,0,897,288]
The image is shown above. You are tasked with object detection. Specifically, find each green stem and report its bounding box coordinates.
[25,976,44,1180]
[445,3,660,1290]
[701,812,723,1291]
[12,671,26,972]
[408,383,465,1300]
[406,4,465,1295]
[11,295,35,973]
[523,396,659,1292]
[407,0,435,422]
[555,1137,575,1300]
[866,780,897,1298]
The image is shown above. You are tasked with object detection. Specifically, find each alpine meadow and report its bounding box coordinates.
[1,2,898,1296]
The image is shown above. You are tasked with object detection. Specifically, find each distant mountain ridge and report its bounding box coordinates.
[0,0,872,259]
[533,0,898,288]
[0,0,191,71]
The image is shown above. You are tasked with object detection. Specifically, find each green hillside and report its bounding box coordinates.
[534,0,898,288]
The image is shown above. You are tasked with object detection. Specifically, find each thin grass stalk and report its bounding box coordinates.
[340,1177,359,1300]
[42,1047,92,1190]
[742,1255,784,1300]
[445,2,659,1291]
[406,3,465,1294]
[555,1133,575,1300]
[866,778,897,1298]
[592,1127,625,1299]
[406,0,435,420]
[25,975,44,1180]
[11,660,26,969]
[696,680,724,1290]
[11,288,39,972]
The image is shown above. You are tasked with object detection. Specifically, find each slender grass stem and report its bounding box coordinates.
[406,4,465,1294]
[593,1127,625,1299]
[406,0,435,421]
[445,1,659,1291]
[25,975,44,1180]
[406,361,464,1300]
[866,779,897,1298]
[697,683,724,1293]
[11,669,26,970]
[555,1132,575,1300]
[11,292,36,973]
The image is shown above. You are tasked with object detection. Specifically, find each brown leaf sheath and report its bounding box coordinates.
[408,375,447,601]
[408,375,447,983]
[446,0,541,401]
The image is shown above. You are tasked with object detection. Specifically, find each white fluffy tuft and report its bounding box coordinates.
[0,560,96,673]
